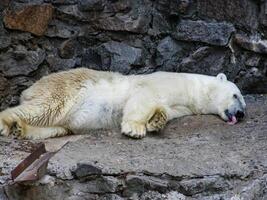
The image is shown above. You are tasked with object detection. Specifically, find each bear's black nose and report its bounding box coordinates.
[236,110,244,119]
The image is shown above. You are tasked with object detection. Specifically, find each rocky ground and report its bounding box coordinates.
[0,95,266,200]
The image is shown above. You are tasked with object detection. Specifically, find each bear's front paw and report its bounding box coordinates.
[146,108,167,132]
[121,121,146,139]
[0,119,10,137]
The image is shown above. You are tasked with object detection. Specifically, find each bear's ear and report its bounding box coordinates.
[216,73,227,82]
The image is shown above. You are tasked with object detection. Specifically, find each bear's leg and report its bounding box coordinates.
[13,121,70,139]
[0,104,61,138]
[146,107,168,132]
[121,92,167,138]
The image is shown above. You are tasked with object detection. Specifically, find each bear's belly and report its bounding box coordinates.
[66,98,123,134]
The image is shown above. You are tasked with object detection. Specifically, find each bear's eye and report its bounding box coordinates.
[233,94,238,99]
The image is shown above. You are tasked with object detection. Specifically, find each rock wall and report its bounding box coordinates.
[0,0,267,109]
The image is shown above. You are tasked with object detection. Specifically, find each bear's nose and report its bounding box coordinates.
[236,110,244,119]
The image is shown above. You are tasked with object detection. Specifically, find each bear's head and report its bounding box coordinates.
[210,73,246,125]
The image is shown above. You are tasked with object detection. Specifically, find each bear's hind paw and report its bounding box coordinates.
[121,121,146,139]
[0,119,10,137]
[12,120,27,139]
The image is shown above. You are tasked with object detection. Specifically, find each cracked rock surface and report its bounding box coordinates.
[0,95,266,200]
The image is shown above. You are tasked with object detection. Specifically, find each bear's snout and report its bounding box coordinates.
[236,110,245,119]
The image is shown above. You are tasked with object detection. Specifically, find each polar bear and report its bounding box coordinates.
[0,68,246,139]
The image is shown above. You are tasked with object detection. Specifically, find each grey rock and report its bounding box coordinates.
[44,0,78,5]
[0,34,11,50]
[73,176,122,194]
[81,48,103,70]
[0,47,45,77]
[174,20,235,46]
[245,55,261,67]
[260,1,267,36]
[234,34,267,54]
[55,4,85,21]
[45,20,80,38]
[156,36,183,71]
[148,11,171,36]
[236,64,267,94]
[239,175,267,200]
[0,187,8,200]
[46,54,78,72]
[124,175,168,196]
[179,46,231,76]
[0,0,10,12]
[94,1,152,34]
[155,0,191,16]
[97,41,143,74]
[72,162,103,178]
[179,176,232,196]
[100,194,124,200]
[197,0,259,31]
[78,0,105,11]
[139,191,186,200]
[59,38,78,59]
[0,18,10,49]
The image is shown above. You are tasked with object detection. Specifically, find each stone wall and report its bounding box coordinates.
[0,0,267,110]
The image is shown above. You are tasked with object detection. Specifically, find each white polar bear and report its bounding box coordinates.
[0,68,246,139]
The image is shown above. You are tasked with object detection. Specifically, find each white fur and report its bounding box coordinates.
[0,69,246,139]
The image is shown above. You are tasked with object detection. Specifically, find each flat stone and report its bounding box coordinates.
[3,4,54,36]
[234,34,267,54]
[174,20,235,46]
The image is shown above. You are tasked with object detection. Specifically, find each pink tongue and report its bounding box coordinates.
[228,116,237,125]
